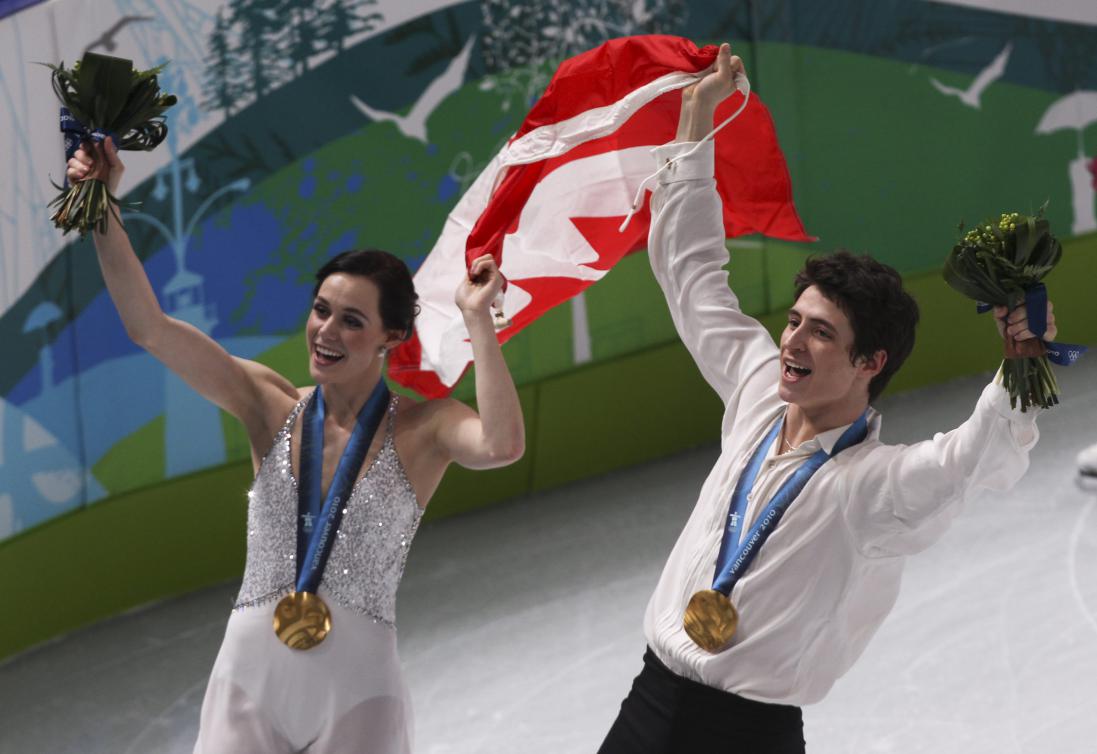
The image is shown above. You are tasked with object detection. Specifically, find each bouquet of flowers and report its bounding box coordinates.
[46,52,176,235]
[943,207,1069,411]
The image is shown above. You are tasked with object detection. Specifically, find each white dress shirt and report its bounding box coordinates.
[642,139,1041,706]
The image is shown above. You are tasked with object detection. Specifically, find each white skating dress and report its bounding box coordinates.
[194,394,422,754]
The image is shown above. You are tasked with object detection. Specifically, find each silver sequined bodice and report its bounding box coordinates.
[234,394,422,626]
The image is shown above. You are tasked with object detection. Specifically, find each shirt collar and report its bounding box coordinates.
[783,406,882,456]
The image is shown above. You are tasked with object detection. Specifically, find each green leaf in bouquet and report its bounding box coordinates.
[118,74,156,116]
[1044,236,1061,269]
[44,61,87,121]
[1029,224,1060,270]
[942,253,972,292]
[1002,226,1018,264]
[78,52,133,128]
[943,248,1001,303]
[92,94,106,127]
[978,255,1028,295]
[1012,215,1036,265]
[71,55,94,118]
[964,251,1009,299]
[1020,263,1054,281]
[112,70,175,150]
[72,53,103,123]
[121,119,169,151]
[131,62,167,86]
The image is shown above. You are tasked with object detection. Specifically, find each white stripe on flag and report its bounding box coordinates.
[499,71,701,166]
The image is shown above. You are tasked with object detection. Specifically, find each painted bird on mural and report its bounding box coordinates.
[929,42,1012,109]
[350,35,476,144]
[83,15,154,53]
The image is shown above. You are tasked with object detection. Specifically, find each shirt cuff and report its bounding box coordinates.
[983,379,1041,424]
[651,140,715,184]
[982,380,1041,447]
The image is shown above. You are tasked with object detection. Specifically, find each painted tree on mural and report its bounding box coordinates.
[381,7,472,78]
[228,0,286,100]
[481,0,685,72]
[479,0,687,108]
[283,0,323,75]
[202,0,383,113]
[317,0,382,54]
[202,8,243,117]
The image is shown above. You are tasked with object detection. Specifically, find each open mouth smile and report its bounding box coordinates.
[313,344,345,366]
[783,359,812,382]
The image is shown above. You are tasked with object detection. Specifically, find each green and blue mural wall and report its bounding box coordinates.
[2,0,1095,659]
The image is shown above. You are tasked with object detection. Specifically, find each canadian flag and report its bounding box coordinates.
[389,35,812,398]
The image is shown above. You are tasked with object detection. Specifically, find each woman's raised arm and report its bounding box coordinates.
[423,254,525,469]
[70,139,297,446]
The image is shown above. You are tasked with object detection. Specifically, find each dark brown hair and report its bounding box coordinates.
[314,249,419,340]
[793,250,919,402]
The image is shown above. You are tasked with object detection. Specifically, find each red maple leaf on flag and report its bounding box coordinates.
[389,35,813,398]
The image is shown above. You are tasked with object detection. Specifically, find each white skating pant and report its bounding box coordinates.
[193,597,413,754]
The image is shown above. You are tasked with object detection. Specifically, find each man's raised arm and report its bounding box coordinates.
[843,302,1056,557]
[647,44,778,411]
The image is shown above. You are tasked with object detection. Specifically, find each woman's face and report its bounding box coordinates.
[306,273,394,386]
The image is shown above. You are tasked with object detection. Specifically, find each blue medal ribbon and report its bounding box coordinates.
[711,411,868,596]
[295,379,391,594]
[976,284,1086,367]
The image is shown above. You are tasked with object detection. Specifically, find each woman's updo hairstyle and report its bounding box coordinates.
[313,249,419,341]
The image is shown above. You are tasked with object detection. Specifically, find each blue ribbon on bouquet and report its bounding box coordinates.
[976,284,1086,367]
[59,107,115,160]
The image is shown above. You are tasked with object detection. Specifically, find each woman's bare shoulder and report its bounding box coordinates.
[391,390,426,425]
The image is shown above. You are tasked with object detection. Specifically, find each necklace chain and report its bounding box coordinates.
[781,422,797,453]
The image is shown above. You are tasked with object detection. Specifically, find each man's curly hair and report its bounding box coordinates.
[793,250,920,402]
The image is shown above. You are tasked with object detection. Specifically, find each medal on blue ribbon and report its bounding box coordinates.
[683,411,869,653]
[273,379,391,650]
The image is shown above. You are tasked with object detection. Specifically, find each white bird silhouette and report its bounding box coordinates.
[929,42,1012,109]
[632,0,655,25]
[350,36,476,143]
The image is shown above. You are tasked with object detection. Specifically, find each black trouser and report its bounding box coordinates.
[597,648,806,754]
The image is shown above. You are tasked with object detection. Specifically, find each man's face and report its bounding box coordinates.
[778,285,876,414]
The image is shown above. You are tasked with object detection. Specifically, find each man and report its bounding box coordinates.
[597,44,1054,753]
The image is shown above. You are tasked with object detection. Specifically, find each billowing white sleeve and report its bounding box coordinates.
[647,140,780,412]
[843,381,1041,557]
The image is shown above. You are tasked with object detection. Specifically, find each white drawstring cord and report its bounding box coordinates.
[618,73,751,233]
[488,73,751,328]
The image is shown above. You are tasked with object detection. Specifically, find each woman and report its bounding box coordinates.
[67,139,524,754]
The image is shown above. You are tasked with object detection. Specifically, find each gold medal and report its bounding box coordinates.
[683,589,738,653]
[273,591,332,650]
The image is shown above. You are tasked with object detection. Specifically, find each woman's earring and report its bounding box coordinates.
[378,347,387,358]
